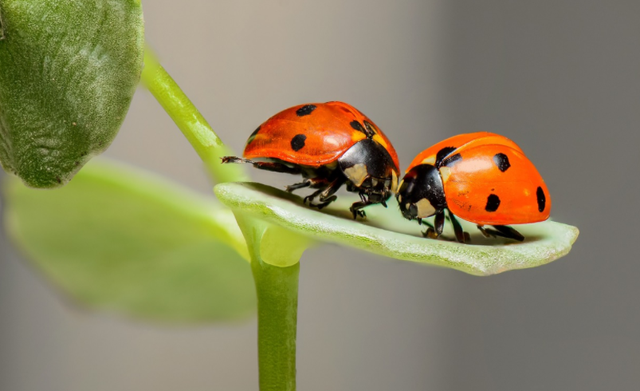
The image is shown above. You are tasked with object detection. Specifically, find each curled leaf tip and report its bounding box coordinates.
[214,182,579,276]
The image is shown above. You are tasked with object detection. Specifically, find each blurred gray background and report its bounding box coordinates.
[1,0,639,390]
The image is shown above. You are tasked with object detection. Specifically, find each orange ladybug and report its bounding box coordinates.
[222,102,400,218]
[396,132,551,242]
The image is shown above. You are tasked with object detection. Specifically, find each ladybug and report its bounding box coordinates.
[221,101,400,218]
[396,132,551,242]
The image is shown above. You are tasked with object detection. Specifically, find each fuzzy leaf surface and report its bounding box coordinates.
[0,0,144,187]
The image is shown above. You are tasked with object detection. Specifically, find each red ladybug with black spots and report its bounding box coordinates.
[222,101,400,218]
[396,132,551,242]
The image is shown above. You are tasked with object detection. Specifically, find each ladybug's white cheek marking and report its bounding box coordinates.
[415,198,436,218]
[421,156,436,165]
[439,166,452,182]
[344,163,368,187]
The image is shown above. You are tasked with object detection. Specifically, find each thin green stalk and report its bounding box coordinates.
[140,47,249,184]
[234,214,303,390]
[142,49,303,389]
[252,258,299,391]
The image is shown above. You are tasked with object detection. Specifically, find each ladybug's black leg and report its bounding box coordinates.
[303,177,344,208]
[251,162,301,174]
[417,218,431,228]
[220,156,248,164]
[423,210,445,239]
[303,187,328,205]
[419,219,436,238]
[349,203,366,219]
[349,200,369,219]
[285,179,312,192]
[314,177,346,209]
[290,177,332,193]
[434,210,445,236]
[345,192,369,219]
[476,225,525,242]
[316,196,338,209]
[447,210,469,243]
[421,219,435,229]
[422,228,438,239]
[490,225,525,242]
[477,225,492,238]
[221,156,302,175]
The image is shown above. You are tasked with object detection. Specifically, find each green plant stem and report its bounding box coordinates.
[252,258,299,391]
[140,47,249,184]
[231,213,312,390]
[142,47,301,390]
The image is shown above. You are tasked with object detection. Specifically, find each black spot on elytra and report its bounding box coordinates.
[290,134,307,151]
[436,147,456,167]
[443,153,462,167]
[493,153,511,172]
[350,120,366,134]
[536,186,546,212]
[485,194,501,212]
[296,104,316,117]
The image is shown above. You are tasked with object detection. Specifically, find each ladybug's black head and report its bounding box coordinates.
[397,164,446,221]
[338,139,399,203]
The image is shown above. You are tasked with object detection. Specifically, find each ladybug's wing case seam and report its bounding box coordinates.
[244,102,398,170]
[405,132,523,172]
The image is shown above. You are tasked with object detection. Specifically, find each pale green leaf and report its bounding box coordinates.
[214,182,579,276]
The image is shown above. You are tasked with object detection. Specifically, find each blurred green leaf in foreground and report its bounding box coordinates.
[3,160,255,323]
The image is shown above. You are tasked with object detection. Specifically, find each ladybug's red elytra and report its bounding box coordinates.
[397,132,551,243]
[221,101,400,218]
